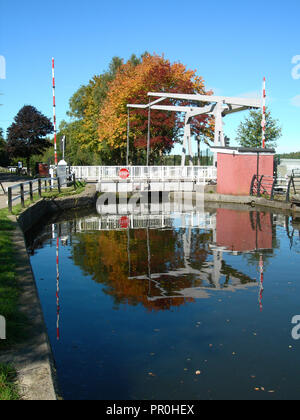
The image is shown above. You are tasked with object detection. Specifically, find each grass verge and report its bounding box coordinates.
[0,209,28,347]
[0,209,29,400]
[0,363,19,400]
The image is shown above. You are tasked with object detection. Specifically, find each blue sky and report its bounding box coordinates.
[0,0,299,154]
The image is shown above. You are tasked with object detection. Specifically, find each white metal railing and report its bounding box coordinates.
[75,212,216,232]
[70,166,217,182]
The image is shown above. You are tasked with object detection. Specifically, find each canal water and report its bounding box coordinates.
[26,203,300,400]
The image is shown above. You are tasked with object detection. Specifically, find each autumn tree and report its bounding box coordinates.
[60,55,142,164]
[97,54,213,164]
[236,108,282,149]
[7,106,53,172]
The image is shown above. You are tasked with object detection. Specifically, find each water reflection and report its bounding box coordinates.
[26,204,280,314]
[26,203,300,400]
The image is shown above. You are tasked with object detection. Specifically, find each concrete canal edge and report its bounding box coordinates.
[0,185,98,400]
[170,191,300,214]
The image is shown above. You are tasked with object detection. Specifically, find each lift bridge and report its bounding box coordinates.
[70,165,217,193]
[69,90,261,192]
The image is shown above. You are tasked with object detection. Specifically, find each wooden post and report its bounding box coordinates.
[20,184,25,208]
[57,177,61,194]
[38,179,42,198]
[29,181,33,202]
[8,187,12,213]
[73,173,76,190]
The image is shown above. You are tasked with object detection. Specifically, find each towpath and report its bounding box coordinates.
[0,173,32,209]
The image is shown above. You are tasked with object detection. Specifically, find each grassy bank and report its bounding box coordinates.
[0,363,19,400]
[0,209,28,345]
[0,209,27,399]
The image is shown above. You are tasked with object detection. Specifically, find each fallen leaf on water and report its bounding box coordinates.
[148,372,156,377]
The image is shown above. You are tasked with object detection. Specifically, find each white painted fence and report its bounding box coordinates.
[70,166,217,183]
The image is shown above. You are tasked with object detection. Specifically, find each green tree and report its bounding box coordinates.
[7,106,53,173]
[60,55,144,165]
[0,128,9,167]
[236,108,282,149]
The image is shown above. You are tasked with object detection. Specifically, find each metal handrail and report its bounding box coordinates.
[7,174,76,212]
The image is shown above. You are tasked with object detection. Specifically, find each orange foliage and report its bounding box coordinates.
[97,54,213,159]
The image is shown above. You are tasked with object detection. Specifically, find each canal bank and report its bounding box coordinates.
[0,185,98,400]
[170,191,300,215]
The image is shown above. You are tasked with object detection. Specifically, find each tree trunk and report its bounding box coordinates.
[26,157,30,175]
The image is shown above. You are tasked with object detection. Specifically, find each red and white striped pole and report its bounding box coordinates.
[56,235,60,341]
[52,58,58,166]
[258,254,264,312]
[262,77,266,149]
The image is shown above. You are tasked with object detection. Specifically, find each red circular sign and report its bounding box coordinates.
[119,168,130,179]
[119,216,130,229]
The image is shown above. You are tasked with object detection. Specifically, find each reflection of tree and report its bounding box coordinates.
[71,225,256,312]
[72,229,194,311]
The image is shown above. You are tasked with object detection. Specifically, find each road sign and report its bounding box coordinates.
[119,216,130,229]
[119,168,130,179]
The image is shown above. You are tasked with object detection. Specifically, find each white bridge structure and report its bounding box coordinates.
[70,165,217,193]
[128,91,262,166]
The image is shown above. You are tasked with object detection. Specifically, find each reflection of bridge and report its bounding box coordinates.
[52,208,264,295]
[76,212,216,232]
[27,206,273,310]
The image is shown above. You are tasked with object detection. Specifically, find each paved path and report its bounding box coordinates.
[0,174,33,210]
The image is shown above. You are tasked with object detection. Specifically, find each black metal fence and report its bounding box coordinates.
[7,174,76,212]
[250,170,300,204]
